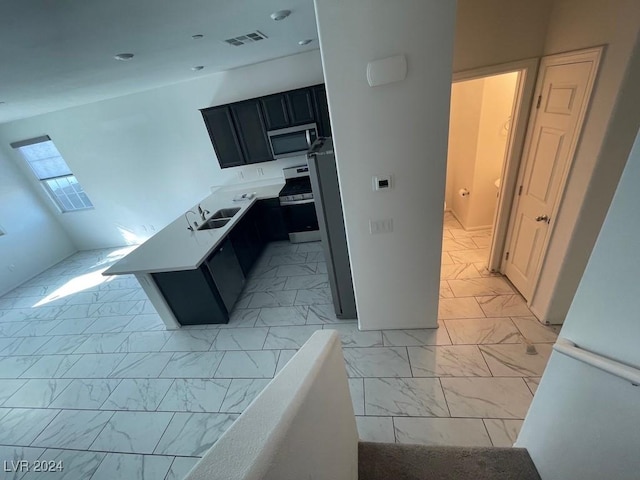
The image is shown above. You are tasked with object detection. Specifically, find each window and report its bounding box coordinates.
[11,136,93,212]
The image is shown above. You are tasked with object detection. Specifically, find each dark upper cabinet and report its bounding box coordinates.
[260,95,290,130]
[201,106,245,168]
[261,89,315,129]
[202,84,329,169]
[286,89,315,125]
[312,85,332,137]
[230,100,273,164]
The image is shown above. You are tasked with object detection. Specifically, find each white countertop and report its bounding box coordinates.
[104,180,284,276]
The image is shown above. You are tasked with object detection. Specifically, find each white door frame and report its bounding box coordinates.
[501,47,603,303]
[451,58,539,271]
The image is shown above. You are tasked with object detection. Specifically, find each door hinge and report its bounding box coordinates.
[536,95,542,109]
[505,252,510,260]
[518,185,523,196]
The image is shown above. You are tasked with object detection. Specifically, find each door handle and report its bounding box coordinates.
[535,214,550,223]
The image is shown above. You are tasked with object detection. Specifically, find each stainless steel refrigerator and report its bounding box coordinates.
[307,137,357,319]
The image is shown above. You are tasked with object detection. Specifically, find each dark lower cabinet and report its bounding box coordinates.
[257,199,289,241]
[152,238,245,325]
[152,199,289,325]
[229,204,266,276]
[206,238,246,313]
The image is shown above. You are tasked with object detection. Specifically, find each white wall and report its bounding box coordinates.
[0,51,324,250]
[0,148,76,296]
[556,128,640,364]
[447,78,483,225]
[469,72,517,228]
[516,128,640,479]
[447,73,517,230]
[453,0,553,73]
[530,0,640,323]
[314,0,456,330]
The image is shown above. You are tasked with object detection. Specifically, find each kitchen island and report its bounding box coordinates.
[104,180,284,329]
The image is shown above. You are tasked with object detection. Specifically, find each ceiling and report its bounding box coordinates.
[0,0,319,124]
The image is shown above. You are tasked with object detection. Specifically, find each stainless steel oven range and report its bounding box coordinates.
[278,165,320,243]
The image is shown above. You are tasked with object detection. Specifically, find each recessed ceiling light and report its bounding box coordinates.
[114,53,134,61]
[192,34,204,40]
[298,39,313,46]
[270,10,291,21]
[191,66,204,71]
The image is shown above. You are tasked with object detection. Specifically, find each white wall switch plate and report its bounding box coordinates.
[369,218,393,234]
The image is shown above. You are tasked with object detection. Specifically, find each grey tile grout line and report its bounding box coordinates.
[260,324,270,350]
[521,377,536,397]
[0,411,528,452]
[85,450,111,480]
[481,418,496,446]
[438,377,453,418]
[391,416,399,443]
[476,344,495,377]
[362,376,367,417]
[214,378,235,414]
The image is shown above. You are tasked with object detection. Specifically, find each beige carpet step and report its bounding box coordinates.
[359,442,541,480]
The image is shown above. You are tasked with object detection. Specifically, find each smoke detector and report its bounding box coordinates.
[270,10,291,21]
[114,53,134,61]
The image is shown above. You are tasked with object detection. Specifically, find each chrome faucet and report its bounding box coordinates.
[197,204,210,221]
[185,210,199,231]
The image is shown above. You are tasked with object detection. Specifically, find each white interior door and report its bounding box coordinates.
[503,48,602,300]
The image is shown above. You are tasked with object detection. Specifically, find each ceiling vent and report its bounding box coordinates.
[224,31,268,47]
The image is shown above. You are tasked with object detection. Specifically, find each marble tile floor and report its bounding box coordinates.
[0,229,559,479]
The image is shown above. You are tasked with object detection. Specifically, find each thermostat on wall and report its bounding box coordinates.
[373,174,392,191]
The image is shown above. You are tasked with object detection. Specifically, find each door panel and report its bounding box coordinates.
[503,51,601,300]
[526,128,565,203]
[508,214,545,286]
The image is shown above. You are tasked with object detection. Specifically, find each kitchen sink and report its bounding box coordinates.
[198,218,231,230]
[195,207,241,231]
[210,207,241,219]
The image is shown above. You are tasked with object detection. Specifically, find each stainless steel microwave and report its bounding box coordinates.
[267,123,318,159]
